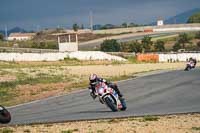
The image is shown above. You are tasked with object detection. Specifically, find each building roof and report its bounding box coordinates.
[9,33,36,37]
[52,33,78,36]
[157,19,163,21]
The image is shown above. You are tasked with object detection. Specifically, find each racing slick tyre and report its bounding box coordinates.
[105,97,118,112]
[0,105,11,124]
[120,98,127,111]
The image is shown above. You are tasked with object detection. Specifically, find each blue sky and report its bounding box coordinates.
[0,0,199,30]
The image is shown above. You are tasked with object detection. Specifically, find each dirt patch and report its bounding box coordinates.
[4,82,81,106]
[66,63,189,78]
[1,113,200,133]
[0,75,16,82]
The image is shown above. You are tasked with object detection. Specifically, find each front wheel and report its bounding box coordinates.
[0,106,11,124]
[104,97,118,112]
[120,98,127,111]
[184,65,190,71]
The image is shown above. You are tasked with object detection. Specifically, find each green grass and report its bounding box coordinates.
[191,127,200,131]
[0,40,58,49]
[107,119,120,123]
[61,130,73,133]
[143,116,159,121]
[0,128,14,133]
[0,70,10,75]
[0,87,17,102]
[23,129,31,133]
[127,56,138,63]
[111,60,123,65]
[61,129,78,133]
[0,76,64,89]
[0,75,67,105]
[97,130,105,133]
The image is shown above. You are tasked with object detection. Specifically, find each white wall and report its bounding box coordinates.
[93,24,200,34]
[0,51,126,61]
[59,42,78,52]
[0,53,68,61]
[7,36,32,41]
[69,51,126,61]
[159,53,200,62]
[154,27,200,32]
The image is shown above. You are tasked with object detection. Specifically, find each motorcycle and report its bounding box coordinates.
[94,82,127,112]
[0,105,11,124]
[184,61,195,71]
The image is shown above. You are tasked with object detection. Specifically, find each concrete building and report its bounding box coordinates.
[157,19,164,26]
[8,33,36,41]
[53,33,78,52]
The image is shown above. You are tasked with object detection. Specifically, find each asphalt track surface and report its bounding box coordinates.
[79,32,176,49]
[7,68,200,125]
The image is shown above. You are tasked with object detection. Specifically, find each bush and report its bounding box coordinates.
[73,23,79,31]
[178,33,191,48]
[195,32,200,39]
[154,40,165,52]
[141,36,153,52]
[0,33,4,41]
[131,41,143,53]
[121,41,143,53]
[17,41,58,49]
[120,42,133,52]
[197,41,200,48]
[100,39,120,52]
[173,43,182,51]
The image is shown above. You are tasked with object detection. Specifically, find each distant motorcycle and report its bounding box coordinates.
[94,82,127,112]
[0,105,11,124]
[184,61,196,71]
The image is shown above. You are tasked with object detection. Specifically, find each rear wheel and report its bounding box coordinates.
[0,106,11,124]
[104,97,118,112]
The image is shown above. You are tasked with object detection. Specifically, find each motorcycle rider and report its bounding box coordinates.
[88,74,123,99]
[192,58,197,68]
[189,57,197,68]
[185,57,197,71]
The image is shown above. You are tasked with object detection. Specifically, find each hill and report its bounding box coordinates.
[165,8,200,24]
[150,8,200,25]
[0,27,28,36]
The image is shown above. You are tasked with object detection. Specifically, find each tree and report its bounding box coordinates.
[121,22,128,28]
[131,41,143,53]
[120,41,142,53]
[173,43,182,51]
[100,24,115,29]
[120,42,132,52]
[195,31,200,39]
[129,23,138,27]
[187,12,200,23]
[100,39,120,52]
[178,33,191,48]
[141,36,153,52]
[0,33,4,41]
[197,41,200,48]
[154,40,165,52]
[81,24,84,29]
[73,23,79,32]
